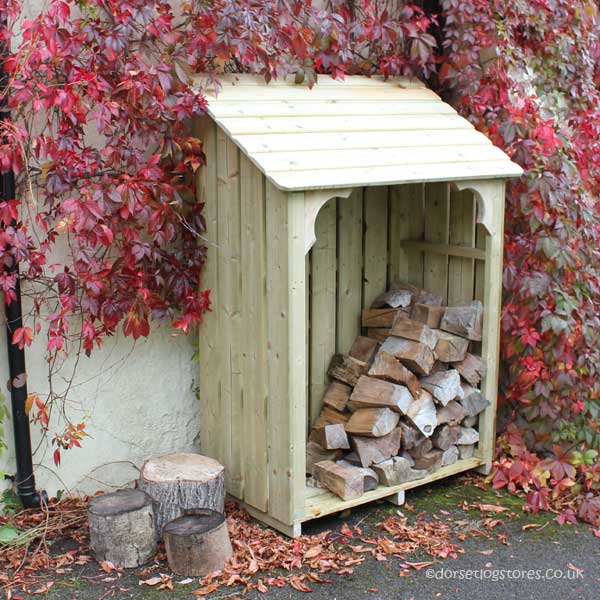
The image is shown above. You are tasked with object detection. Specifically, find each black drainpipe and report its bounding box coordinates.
[1,13,46,508]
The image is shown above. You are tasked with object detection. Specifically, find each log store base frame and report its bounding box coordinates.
[196,75,520,537]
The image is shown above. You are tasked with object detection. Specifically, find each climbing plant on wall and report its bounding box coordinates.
[0,0,435,463]
[439,0,600,525]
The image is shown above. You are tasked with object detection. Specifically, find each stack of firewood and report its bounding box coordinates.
[306,282,489,501]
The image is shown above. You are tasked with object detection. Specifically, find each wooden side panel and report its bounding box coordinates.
[214,128,244,498]
[388,184,424,287]
[309,199,337,426]
[448,189,476,305]
[196,118,221,464]
[336,189,364,353]
[474,223,486,304]
[240,155,269,511]
[423,182,450,302]
[363,187,389,308]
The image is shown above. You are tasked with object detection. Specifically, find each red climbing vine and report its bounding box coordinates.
[0,1,435,462]
[439,0,600,525]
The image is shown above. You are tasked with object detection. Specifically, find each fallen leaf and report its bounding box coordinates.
[401,561,434,570]
[304,545,323,559]
[479,549,494,555]
[522,523,542,531]
[99,560,117,573]
[178,578,194,585]
[340,523,354,538]
[476,503,509,513]
[139,576,162,586]
[32,582,54,595]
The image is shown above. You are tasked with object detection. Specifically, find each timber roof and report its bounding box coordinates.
[200,74,523,192]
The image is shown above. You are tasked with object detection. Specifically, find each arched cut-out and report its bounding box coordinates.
[304,188,353,254]
[452,180,504,236]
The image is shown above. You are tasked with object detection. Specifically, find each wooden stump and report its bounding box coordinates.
[164,509,233,577]
[88,489,156,568]
[138,453,225,536]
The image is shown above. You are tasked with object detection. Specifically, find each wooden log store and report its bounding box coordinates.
[195,74,523,536]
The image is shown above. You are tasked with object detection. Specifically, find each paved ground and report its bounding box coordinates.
[19,476,600,599]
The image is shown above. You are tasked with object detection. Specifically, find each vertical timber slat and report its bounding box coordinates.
[265,182,292,524]
[288,192,308,520]
[240,155,269,511]
[309,199,337,426]
[363,187,389,308]
[336,189,363,353]
[389,184,424,287]
[196,117,220,465]
[448,189,476,305]
[424,182,450,302]
[216,128,244,498]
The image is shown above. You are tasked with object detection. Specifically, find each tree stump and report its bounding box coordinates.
[88,489,156,568]
[138,453,225,536]
[163,509,233,576]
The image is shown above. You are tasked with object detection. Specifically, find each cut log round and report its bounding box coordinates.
[368,351,422,399]
[164,509,233,577]
[88,489,156,568]
[345,407,400,437]
[138,453,225,536]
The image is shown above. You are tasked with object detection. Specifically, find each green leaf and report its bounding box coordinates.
[0,524,20,544]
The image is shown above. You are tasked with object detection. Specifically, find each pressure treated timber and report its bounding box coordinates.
[363,187,389,308]
[424,182,450,303]
[196,117,221,482]
[215,129,244,498]
[240,154,269,511]
[309,199,337,425]
[196,74,520,538]
[199,74,522,192]
[336,190,363,353]
[448,190,477,305]
[303,457,483,521]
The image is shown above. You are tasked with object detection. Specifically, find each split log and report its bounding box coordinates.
[348,376,413,414]
[434,331,469,363]
[400,451,415,466]
[457,427,480,445]
[372,457,427,486]
[413,449,443,471]
[405,390,437,437]
[380,336,435,376]
[441,446,459,467]
[362,308,407,328]
[368,351,422,399]
[411,303,445,328]
[322,381,352,412]
[432,425,462,450]
[309,423,350,450]
[328,354,369,386]
[313,460,364,500]
[367,328,392,342]
[462,415,478,428]
[389,282,443,306]
[345,407,399,437]
[409,436,433,459]
[431,360,448,374]
[336,461,379,491]
[440,301,483,341]
[88,489,156,568]
[390,314,438,350]
[349,336,380,365]
[398,422,422,450]
[306,441,343,475]
[371,288,412,308]
[458,444,475,459]
[164,509,232,577]
[350,428,402,467]
[452,353,487,387]
[343,451,362,466]
[457,384,490,417]
[139,453,225,537]
[421,369,461,407]
[435,400,468,426]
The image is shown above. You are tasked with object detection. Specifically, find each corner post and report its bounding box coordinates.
[288,191,307,520]
[454,179,506,474]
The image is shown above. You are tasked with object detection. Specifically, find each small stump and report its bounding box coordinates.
[164,509,233,577]
[88,489,156,568]
[138,453,225,536]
